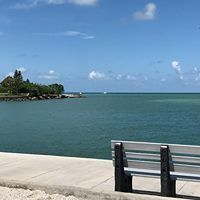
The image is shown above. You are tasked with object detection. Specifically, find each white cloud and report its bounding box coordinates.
[68,0,98,6]
[34,31,95,40]
[194,67,198,72]
[5,67,26,78]
[63,31,95,39]
[5,72,14,78]
[171,61,181,72]
[64,31,80,36]
[38,70,58,79]
[116,74,123,80]
[134,3,157,21]
[46,0,66,4]
[88,71,145,81]
[14,0,67,9]
[14,0,98,9]
[17,67,27,73]
[14,2,36,9]
[193,67,200,81]
[82,35,95,39]
[171,61,184,80]
[195,75,200,81]
[88,71,105,80]
[48,70,55,75]
[126,75,137,80]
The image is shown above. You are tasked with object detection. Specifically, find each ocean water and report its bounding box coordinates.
[0,93,200,159]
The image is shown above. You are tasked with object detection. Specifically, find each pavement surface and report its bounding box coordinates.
[0,152,199,199]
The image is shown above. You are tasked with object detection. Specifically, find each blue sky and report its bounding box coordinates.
[0,0,200,92]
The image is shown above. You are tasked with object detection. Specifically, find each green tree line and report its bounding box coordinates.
[0,70,64,96]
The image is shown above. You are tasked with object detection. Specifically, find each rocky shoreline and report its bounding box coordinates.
[0,93,84,101]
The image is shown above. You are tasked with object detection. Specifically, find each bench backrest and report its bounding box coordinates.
[111,140,200,175]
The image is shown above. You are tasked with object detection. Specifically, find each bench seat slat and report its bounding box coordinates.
[112,151,160,161]
[125,168,200,181]
[126,161,200,174]
[111,140,200,155]
[113,160,161,170]
[127,160,160,170]
[124,168,160,177]
[173,163,200,174]
[113,160,200,175]
[170,155,200,165]
[170,171,200,180]
[111,140,160,152]
[112,151,200,165]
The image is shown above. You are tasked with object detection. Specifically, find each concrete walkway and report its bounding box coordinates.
[0,152,199,199]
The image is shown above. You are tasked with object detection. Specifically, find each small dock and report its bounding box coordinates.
[61,93,84,98]
[0,152,199,200]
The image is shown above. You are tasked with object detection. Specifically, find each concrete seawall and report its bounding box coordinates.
[0,152,199,200]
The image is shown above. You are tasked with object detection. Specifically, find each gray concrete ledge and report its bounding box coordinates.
[0,179,179,200]
[0,152,199,200]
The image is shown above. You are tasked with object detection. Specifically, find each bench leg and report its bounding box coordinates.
[114,143,132,192]
[161,178,176,197]
[171,179,176,196]
[160,145,176,197]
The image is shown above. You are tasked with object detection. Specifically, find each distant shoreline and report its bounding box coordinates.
[0,93,84,101]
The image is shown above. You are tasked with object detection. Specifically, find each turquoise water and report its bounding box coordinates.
[0,93,200,159]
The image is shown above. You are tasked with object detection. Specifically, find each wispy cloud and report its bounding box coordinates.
[134,3,157,21]
[167,63,200,84]
[5,72,14,77]
[33,30,95,39]
[88,71,105,80]
[68,0,98,6]
[126,75,137,80]
[88,70,147,81]
[63,31,95,39]
[13,0,98,9]
[38,69,59,79]
[193,67,200,81]
[14,1,39,9]
[5,67,27,78]
[171,61,184,80]
[17,67,27,73]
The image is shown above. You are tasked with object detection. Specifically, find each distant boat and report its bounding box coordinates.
[103,92,107,94]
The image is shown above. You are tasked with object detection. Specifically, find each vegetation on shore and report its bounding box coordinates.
[0,70,65,100]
